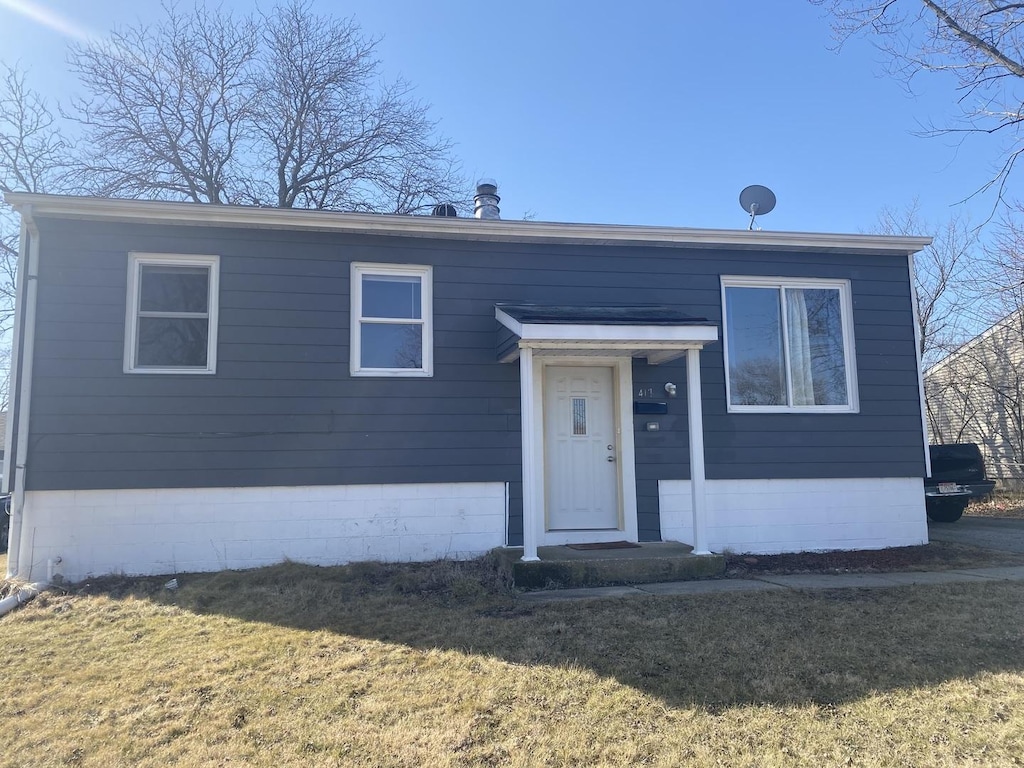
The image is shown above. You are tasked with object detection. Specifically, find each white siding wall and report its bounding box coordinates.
[20,482,507,582]
[660,477,927,553]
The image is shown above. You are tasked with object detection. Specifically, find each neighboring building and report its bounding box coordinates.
[925,311,1024,488]
[2,186,932,582]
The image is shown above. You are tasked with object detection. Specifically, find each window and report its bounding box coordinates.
[572,398,587,435]
[722,277,857,412]
[351,263,432,376]
[124,253,219,374]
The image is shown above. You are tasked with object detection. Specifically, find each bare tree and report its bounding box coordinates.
[0,63,76,332]
[68,4,260,204]
[872,203,1003,453]
[813,0,1024,200]
[874,202,981,366]
[985,201,1024,316]
[255,2,462,212]
[919,202,1024,482]
[0,63,79,408]
[0,65,74,198]
[66,0,464,212]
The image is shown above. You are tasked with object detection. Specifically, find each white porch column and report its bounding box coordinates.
[519,346,540,561]
[686,347,711,555]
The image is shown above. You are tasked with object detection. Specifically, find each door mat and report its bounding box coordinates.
[566,541,641,551]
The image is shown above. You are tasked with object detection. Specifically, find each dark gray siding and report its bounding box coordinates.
[632,357,690,541]
[496,325,519,362]
[27,216,926,544]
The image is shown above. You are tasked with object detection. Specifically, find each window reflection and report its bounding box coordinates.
[362,275,422,319]
[360,324,423,368]
[726,287,785,406]
[726,283,850,408]
[132,261,213,370]
[140,266,209,313]
[137,318,209,367]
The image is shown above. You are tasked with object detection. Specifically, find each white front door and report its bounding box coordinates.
[543,365,620,530]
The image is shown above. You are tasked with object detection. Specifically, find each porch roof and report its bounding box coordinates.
[495,304,719,365]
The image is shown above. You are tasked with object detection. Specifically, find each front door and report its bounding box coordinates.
[543,365,619,530]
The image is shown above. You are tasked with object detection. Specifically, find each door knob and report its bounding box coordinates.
[607,456,615,462]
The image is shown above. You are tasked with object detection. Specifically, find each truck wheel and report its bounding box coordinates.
[926,498,968,523]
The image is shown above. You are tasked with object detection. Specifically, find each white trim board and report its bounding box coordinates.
[350,262,433,377]
[659,477,927,554]
[519,357,640,557]
[124,252,220,375]
[496,307,719,343]
[18,482,507,582]
[720,275,859,413]
[907,253,932,476]
[5,192,932,255]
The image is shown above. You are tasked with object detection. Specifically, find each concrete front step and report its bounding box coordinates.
[493,541,726,590]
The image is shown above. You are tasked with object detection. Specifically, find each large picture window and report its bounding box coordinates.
[124,253,219,374]
[351,263,432,376]
[722,277,857,411]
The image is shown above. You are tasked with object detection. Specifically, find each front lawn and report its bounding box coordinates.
[1,559,1023,767]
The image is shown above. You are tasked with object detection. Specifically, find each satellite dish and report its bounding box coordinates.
[739,185,776,230]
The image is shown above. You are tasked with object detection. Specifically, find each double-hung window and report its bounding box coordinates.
[351,263,432,376]
[722,276,858,412]
[124,253,219,374]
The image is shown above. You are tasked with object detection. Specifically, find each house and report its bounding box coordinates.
[925,310,1024,488]
[2,184,933,583]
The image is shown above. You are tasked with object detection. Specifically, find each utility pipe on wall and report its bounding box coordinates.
[0,582,47,619]
[7,205,41,580]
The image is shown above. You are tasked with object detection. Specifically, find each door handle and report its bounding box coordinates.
[607,456,615,462]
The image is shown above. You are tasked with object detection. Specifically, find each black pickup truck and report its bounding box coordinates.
[925,443,996,522]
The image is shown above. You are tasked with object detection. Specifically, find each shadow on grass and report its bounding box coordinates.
[73,557,1024,711]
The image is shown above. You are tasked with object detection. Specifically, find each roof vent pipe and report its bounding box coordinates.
[474,179,500,220]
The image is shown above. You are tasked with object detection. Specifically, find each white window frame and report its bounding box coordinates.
[350,262,433,377]
[124,252,220,375]
[721,275,859,413]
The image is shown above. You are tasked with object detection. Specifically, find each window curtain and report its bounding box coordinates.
[786,289,815,406]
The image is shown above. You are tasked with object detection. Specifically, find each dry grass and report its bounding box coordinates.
[1,559,1023,767]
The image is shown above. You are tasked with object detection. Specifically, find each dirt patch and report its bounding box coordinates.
[724,539,1024,578]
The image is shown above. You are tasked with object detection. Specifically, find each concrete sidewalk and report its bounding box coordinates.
[515,565,1024,604]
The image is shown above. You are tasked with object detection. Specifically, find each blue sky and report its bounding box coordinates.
[0,0,1009,234]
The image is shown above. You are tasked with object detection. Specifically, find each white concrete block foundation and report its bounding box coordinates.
[19,482,508,582]
[659,477,928,553]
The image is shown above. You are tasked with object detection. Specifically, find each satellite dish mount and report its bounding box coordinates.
[739,185,777,230]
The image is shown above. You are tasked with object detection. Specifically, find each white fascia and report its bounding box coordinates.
[4,193,933,255]
[496,307,718,346]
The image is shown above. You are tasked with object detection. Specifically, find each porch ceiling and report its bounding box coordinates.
[496,304,719,365]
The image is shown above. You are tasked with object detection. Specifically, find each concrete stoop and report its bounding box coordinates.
[493,541,726,590]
